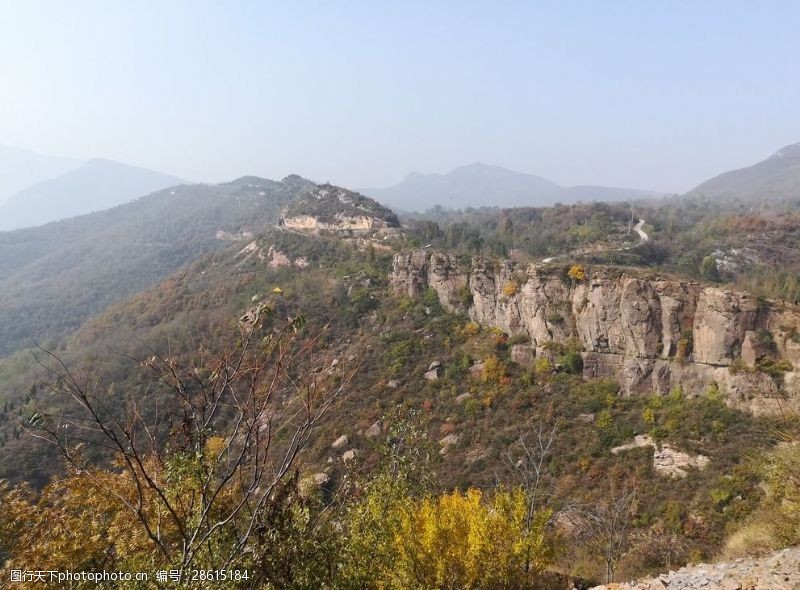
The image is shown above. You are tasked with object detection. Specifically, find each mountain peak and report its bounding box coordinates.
[402,162,510,182]
[455,161,501,171]
[281,174,317,191]
[224,175,273,187]
[686,141,800,202]
[363,163,657,212]
[0,159,184,230]
[769,142,800,160]
[85,157,117,166]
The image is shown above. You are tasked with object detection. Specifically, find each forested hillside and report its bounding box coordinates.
[0,179,794,587]
[0,176,307,357]
[1,170,800,587]
[404,196,800,302]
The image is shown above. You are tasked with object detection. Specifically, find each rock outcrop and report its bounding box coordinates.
[280,183,400,232]
[610,435,710,479]
[235,241,309,268]
[591,546,800,589]
[653,445,710,479]
[510,344,536,367]
[391,250,800,415]
[281,213,388,231]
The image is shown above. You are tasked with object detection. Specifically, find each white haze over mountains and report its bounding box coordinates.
[362,162,666,212]
[684,142,800,202]
[0,145,81,206]
[2,146,667,232]
[0,148,183,231]
[369,143,800,212]
[3,140,800,232]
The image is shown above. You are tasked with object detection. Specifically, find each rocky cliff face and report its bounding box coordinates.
[391,250,800,415]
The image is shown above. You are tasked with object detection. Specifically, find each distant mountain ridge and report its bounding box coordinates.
[685,141,800,203]
[362,162,664,211]
[0,158,184,230]
[0,145,82,206]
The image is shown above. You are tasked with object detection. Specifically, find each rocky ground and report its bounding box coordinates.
[590,547,800,589]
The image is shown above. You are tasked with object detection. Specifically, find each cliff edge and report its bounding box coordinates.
[391,250,800,416]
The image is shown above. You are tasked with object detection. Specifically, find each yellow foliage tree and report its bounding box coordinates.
[0,467,167,575]
[3,310,353,585]
[482,355,507,384]
[392,488,552,589]
[339,473,416,589]
[463,321,481,337]
[502,281,519,297]
[0,482,36,568]
[568,264,587,281]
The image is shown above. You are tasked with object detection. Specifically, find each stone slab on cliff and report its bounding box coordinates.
[693,288,759,365]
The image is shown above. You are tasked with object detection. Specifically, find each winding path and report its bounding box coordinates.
[632,218,648,242]
[540,218,648,263]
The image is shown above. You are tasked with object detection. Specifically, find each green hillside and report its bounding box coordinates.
[685,142,800,205]
[0,176,303,357]
[0,215,794,584]
[1,175,800,586]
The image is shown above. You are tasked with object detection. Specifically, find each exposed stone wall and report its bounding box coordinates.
[391,250,800,415]
[281,213,391,231]
[693,288,759,365]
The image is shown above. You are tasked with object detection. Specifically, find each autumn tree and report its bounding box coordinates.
[6,305,355,586]
[570,483,637,583]
[337,411,553,589]
[508,424,558,527]
[568,264,587,282]
[337,412,431,590]
[393,488,552,589]
[631,524,687,569]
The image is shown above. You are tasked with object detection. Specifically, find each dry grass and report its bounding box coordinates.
[722,522,780,559]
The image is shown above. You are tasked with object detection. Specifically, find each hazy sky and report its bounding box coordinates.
[2,1,799,193]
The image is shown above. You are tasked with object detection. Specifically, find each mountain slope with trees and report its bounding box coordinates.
[1,164,799,586]
[0,212,793,585]
[0,175,359,357]
[685,142,800,205]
